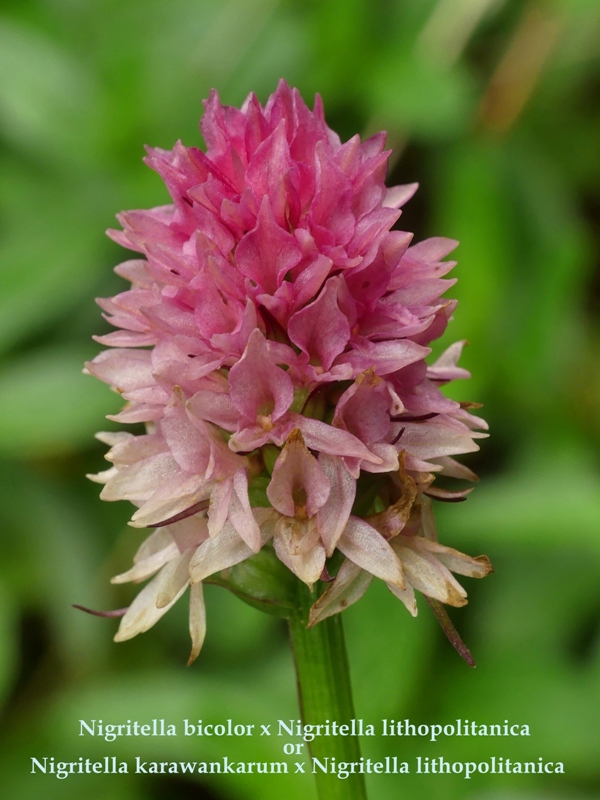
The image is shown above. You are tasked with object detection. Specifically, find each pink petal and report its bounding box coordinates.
[186,389,239,432]
[267,429,331,518]
[427,340,471,382]
[333,372,391,444]
[292,414,383,463]
[85,349,154,392]
[245,120,294,226]
[228,328,294,423]
[390,538,467,607]
[416,539,493,579]
[161,390,214,474]
[392,416,481,460]
[235,195,302,294]
[288,277,351,370]
[407,237,459,261]
[337,339,430,376]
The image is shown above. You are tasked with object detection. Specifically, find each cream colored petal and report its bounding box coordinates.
[100,453,180,503]
[189,520,254,583]
[275,515,321,556]
[207,478,233,538]
[133,528,174,563]
[228,469,262,552]
[167,515,209,553]
[416,538,493,578]
[105,433,167,466]
[337,517,405,589]
[387,581,418,617]
[308,560,373,626]
[113,567,187,642]
[187,582,206,666]
[129,473,212,528]
[95,431,134,447]
[432,456,479,482]
[273,527,326,587]
[392,539,467,607]
[111,542,179,584]
[419,495,438,541]
[367,472,417,540]
[87,466,118,484]
[156,551,193,609]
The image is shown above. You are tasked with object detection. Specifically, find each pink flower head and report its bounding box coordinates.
[87,81,491,662]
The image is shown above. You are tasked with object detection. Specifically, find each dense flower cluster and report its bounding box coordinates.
[87,81,491,662]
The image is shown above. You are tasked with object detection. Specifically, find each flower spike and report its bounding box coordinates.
[86,81,490,662]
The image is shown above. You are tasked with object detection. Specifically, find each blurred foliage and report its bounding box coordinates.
[1,0,599,798]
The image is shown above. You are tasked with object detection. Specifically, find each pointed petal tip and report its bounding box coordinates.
[113,629,133,643]
[127,519,147,529]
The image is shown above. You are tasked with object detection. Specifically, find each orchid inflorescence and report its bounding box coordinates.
[86,81,491,664]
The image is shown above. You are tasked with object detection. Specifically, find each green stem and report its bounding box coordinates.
[288,584,368,800]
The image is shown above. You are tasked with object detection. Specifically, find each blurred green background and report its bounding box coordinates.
[1,0,599,798]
